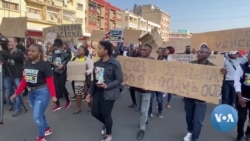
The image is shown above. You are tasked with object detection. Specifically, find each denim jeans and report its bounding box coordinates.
[221,80,236,106]
[135,91,151,131]
[184,98,207,141]
[29,87,50,136]
[148,92,163,115]
[3,77,22,111]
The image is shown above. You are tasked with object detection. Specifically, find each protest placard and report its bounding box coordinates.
[91,30,106,41]
[45,32,57,44]
[164,39,191,53]
[0,17,27,38]
[67,61,86,81]
[123,29,142,43]
[107,29,123,42]
[138,28,163,58]
[168,54,224,67]
[117,56,223,104]
[191,28,250,51]
[43,24,83,40]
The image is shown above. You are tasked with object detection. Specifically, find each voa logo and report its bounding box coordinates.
[211,104,238,132]
[214,113,235,123]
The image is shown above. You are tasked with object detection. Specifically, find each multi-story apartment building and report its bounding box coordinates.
[87,0,122,33]
[0,0,89,38]
[121,10,160,35]
[133,4,170,41]
[169,29,192,39]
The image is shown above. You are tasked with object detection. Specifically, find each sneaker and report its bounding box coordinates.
[101,126,106,135]
[183,132,192,141]
[128,104,135,108]
[70,96,76,101]
[157,113,164,119]
[102,136,112,141]
[149,114,153,118]
[166,104,172,109]
[51,105,61,112]
[8,106,13,111]
[136,130,145,140]
[44,128,52,136]
[36,136,47,141]
[12,110,22,117]
[246,134,250,141]
[236,138,244,141]
[65,101,71,109]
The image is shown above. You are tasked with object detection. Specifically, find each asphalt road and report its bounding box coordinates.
[0,88,235,141]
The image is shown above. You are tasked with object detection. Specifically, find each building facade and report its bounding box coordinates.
[169,29,192,39]
[0,0,89,38]
[87,0,121,33]
[121,10,160,35]
[133,4,170,41]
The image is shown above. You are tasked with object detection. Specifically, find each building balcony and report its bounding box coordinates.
[75,18,83,24]
[62,19,73,24]
[51,0,63,8]
[46,15,60,23]
[26,0,46,5]
[88,9,97,15]
[27,12,42,20]
[89,22,97,26]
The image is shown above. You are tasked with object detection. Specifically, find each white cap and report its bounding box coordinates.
[229,51,238,55]
[200,43,208,48]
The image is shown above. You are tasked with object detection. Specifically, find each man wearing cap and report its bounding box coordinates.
[222,51,247,106]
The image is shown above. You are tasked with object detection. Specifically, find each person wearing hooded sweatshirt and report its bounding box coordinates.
[51,38,71,112]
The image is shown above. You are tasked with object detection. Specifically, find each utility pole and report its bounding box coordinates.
[0,62,3,125]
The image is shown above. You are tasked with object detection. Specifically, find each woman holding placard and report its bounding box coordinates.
[70,46,93,114]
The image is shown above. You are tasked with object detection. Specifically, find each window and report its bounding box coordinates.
[125,16,128,21]
[77,3,83,10]
[63,11,75,23]
[75,18,83,24]
[2,1,19,11]
[27,7,42,20]
[47,11,58,22]
[27,7,41,14]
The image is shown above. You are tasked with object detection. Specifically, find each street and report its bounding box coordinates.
[0,88,235,141]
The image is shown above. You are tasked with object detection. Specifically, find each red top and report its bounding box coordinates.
[15,76,56,97]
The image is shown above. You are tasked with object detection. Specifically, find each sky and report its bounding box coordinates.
[106,0,250,33]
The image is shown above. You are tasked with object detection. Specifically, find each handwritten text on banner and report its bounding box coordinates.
[117,56,223,104]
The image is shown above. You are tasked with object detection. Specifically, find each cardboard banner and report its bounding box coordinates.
[123,29,142,44]
[191,28,250,51]
[91,30,106,41]
[45,32,57,45]
[107,29,123,42]
[117,56,223,104]
[0,17,27,38]
[90,41,100,61]
[43,24,83,40]
[164,39,191,53]
[168,54,224,68]
[67,61,86,81]
[138,28,163,58]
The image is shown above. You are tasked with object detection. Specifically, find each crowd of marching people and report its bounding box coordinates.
[1,33,250,141]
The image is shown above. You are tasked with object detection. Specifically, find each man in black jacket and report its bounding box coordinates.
[1,37,25,117]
